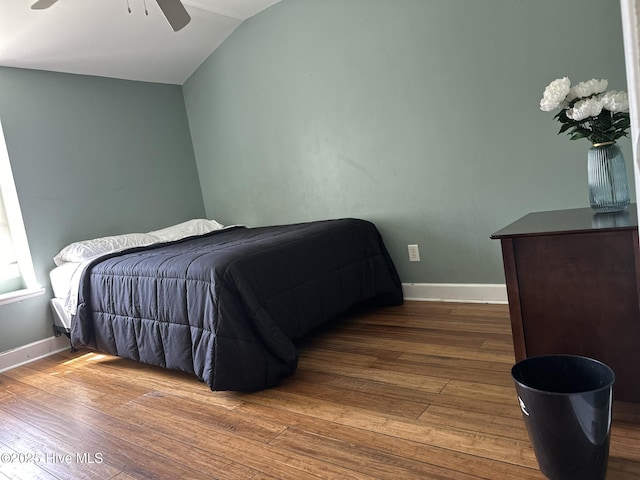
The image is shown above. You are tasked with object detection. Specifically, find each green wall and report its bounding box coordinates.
[0,67,205,352]
[184,0,632,284]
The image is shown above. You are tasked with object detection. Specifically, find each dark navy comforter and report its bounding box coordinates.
[71,218,402,391]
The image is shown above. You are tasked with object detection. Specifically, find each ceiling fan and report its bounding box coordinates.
[30,0,191,32]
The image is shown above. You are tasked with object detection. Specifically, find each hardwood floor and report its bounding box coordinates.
[1,301,640,479]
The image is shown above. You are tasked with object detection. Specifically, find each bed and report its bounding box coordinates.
[50,218,402,391]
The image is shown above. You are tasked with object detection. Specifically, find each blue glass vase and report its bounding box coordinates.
[587,142,630,213]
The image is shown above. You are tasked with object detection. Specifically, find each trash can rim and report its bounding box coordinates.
[511,354,615,395]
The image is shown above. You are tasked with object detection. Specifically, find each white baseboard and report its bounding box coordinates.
[402,283,508,304]
[0,335,71,373]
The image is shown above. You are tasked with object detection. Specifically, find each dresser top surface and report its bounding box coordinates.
[491,204,638,239]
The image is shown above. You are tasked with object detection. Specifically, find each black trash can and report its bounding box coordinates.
[511,355,615,480]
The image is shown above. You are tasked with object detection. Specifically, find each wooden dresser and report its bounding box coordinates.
[491,205,640,402]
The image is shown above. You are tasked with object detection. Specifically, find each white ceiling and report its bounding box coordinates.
[0,0,282,85]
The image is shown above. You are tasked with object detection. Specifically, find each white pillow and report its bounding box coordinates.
[53,232,158,266]
[148,219,224,242]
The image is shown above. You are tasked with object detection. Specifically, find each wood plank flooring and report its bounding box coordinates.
[1,301,640,479]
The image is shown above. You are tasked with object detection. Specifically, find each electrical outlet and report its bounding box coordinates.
[407,244,420,262]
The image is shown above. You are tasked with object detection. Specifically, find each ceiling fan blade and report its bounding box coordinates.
[155,0,191,32]
[31,0,59,9]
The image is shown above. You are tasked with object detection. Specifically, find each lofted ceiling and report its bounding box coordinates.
[0,0,282,85]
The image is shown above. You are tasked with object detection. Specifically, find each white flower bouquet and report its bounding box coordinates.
[539,77,630,144]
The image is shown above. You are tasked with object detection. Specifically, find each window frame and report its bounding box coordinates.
[0,119,43,305]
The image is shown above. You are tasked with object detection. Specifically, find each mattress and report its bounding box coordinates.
[50,297,72,330]
[49,262,81,299]
[49,262,81,332]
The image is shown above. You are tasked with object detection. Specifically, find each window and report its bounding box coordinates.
[0,196,22,293]
[0,119,41,303]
